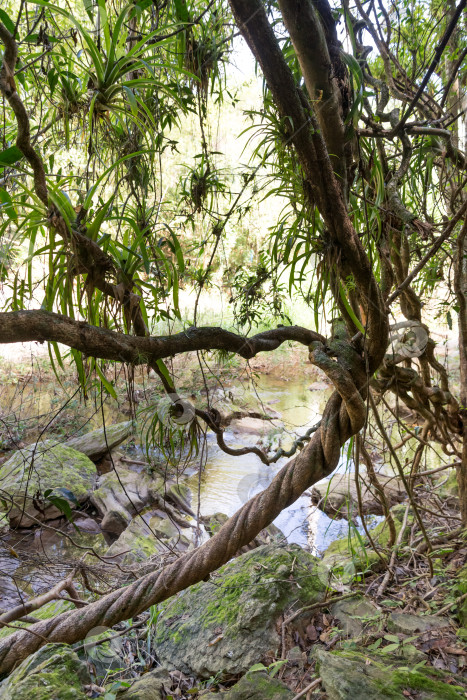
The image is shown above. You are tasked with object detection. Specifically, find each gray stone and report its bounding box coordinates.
[92,469,195,536]
[206,672,293,698]
[0,643,91,699]
[91,468,165,535]
[116,672,165,699]
[153,543,326,679]
[313,646,465,700]
[387,611,452,635]
[65,421,134,460]
[312,471,405,519]
[330,595,382,638]
[0,441,97,527]
[105,507,208,564]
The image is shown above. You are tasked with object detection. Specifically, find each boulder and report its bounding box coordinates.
[312,471,406,520]
[116,673,166,699]
[437,470,459,503]
[153,543,326,679]
[312,646,465,699]
[105,507,208,563]
[91,468,165,535]
[91,469,195,536]
[65,421,134,460]
[0,643,91,699]
[320,504,413,583]
[0,441,97,527]
[230,417,279,436]
[206,672,293,698]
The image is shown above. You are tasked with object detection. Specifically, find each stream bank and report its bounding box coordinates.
[0,361,465,698]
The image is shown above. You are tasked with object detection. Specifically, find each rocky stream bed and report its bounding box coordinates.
[0,386,466,699]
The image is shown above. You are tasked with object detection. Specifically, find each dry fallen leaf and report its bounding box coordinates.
[306,624,318,641]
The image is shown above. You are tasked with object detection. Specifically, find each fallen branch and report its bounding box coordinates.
[291,677,322,699]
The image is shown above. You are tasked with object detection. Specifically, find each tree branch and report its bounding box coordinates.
[0,310,325,362]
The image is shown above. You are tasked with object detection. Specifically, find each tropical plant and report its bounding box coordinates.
[0,0,466,673]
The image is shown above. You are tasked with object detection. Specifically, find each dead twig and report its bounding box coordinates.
[291,677,322,699]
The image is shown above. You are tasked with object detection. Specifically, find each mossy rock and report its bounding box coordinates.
[436,470,459,500]
[91,468,165,535]
[313,646,466,699]
[0,643,90,699]
[206,671,293,698]
[105,507,205,564]
[65,421,134,461]
[153,543,326,679]
[320,504,413,583]
[0,442,97,527]
[115,671,165,699]
[369,504,413,548]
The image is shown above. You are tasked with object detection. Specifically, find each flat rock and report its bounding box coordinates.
[153,543,326,679]
[0,643,91,699]
[387,611,451,635]
[65,421,134,460]
[230,417,278,436]
[312,471,406,519]
[206,672,293,698]
[330,595,382,638]
[313,646,465,700]
[0,441,97,527]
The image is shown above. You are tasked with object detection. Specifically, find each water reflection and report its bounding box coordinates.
[186,375,364,553]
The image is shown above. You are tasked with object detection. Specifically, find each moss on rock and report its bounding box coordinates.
[207,672,293,698]
[320,504,413,583]
[0,643,90,699]
[0,441,97,526]
[153,543,326,679]
[313,646,465,699]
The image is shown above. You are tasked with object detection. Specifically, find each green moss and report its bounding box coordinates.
[0,441,97,520]
[317,649,465,700]
[371,504,413,548]
[133,534,160,558]
[321,505,413,581]
[0,644,89,699]
[155,544,325,641]
[389,669,465,699]
[437,470,459,498]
